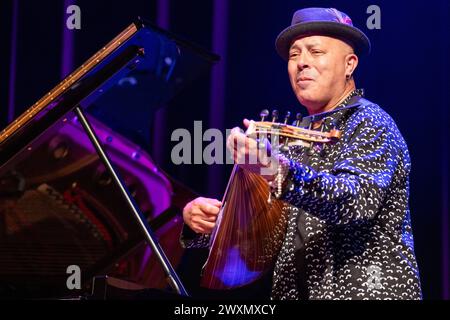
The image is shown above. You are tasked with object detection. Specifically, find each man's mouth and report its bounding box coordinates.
[296,76,314,85]
[297,75,313,82]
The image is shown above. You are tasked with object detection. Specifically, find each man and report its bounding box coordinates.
[181,7,422,300]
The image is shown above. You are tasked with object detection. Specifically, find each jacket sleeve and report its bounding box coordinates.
[179,223,211,249]
[278,117,407,225]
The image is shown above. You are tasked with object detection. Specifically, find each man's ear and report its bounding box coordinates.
[345,53,359,78]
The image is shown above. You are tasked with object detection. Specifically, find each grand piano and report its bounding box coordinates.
[0,19,218,299]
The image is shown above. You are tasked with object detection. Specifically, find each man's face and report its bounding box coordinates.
[287,35,356,113]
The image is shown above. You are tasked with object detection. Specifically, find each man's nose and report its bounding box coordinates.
[296,52,310,71]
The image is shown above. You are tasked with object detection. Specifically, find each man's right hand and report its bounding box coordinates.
[182,197,222,234]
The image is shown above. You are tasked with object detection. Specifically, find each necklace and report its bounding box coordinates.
[310,88,364,129]
[337,88,364,108]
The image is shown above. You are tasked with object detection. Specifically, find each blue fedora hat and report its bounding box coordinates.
[275,7,371,60]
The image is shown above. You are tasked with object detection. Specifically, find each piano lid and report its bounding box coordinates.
[0,18,217,298]
[0,18,219,168]
[0,110,182,299]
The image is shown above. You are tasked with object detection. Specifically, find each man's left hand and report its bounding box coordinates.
[226,119,277,181]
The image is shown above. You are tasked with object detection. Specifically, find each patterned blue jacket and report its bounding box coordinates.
[181,96,422,300]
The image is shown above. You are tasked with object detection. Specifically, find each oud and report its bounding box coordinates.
[200,109,341,290]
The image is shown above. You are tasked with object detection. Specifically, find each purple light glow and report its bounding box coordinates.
[57,115,173,217]
[208,0,229,197]
[215,247,260,287]
[61,0,75,79]
[7,0,19,123]
[151,0,171,166]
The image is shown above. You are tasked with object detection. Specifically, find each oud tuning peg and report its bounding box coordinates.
[331,119,340,129]
[295,113,303,126]
[260,109,269,121]
[280,111,292,152]
[280,144,289,152]
[284,111,291,124]
[322,118,333,131]
[271,110,279,122]
[319,121,326,132]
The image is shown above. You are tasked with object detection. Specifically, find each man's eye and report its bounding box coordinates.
[289,52,299,58]
[311,50,323,55]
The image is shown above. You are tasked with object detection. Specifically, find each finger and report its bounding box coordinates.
[198,220,216,230]
[195,225,214,234]
[198,202,220,215]
[227,136,245,161]
[233,133,249,150]
[228,130,250,149]
[226,135,234,153]
[226,131,241,151]
[192,225,207,234]
[230,128,247,141]
[243,118,250,128]
[191,214,215,224]
[202,198,222,207]
[246,136,257,149]
[230,126,243,135]
[201,214,218,222]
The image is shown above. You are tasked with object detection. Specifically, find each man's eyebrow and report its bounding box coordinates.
[289,42,322,51]
[289,43,300,51]
[305,42,322,48]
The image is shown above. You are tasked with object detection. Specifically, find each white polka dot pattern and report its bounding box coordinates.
[271,97,422,300]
